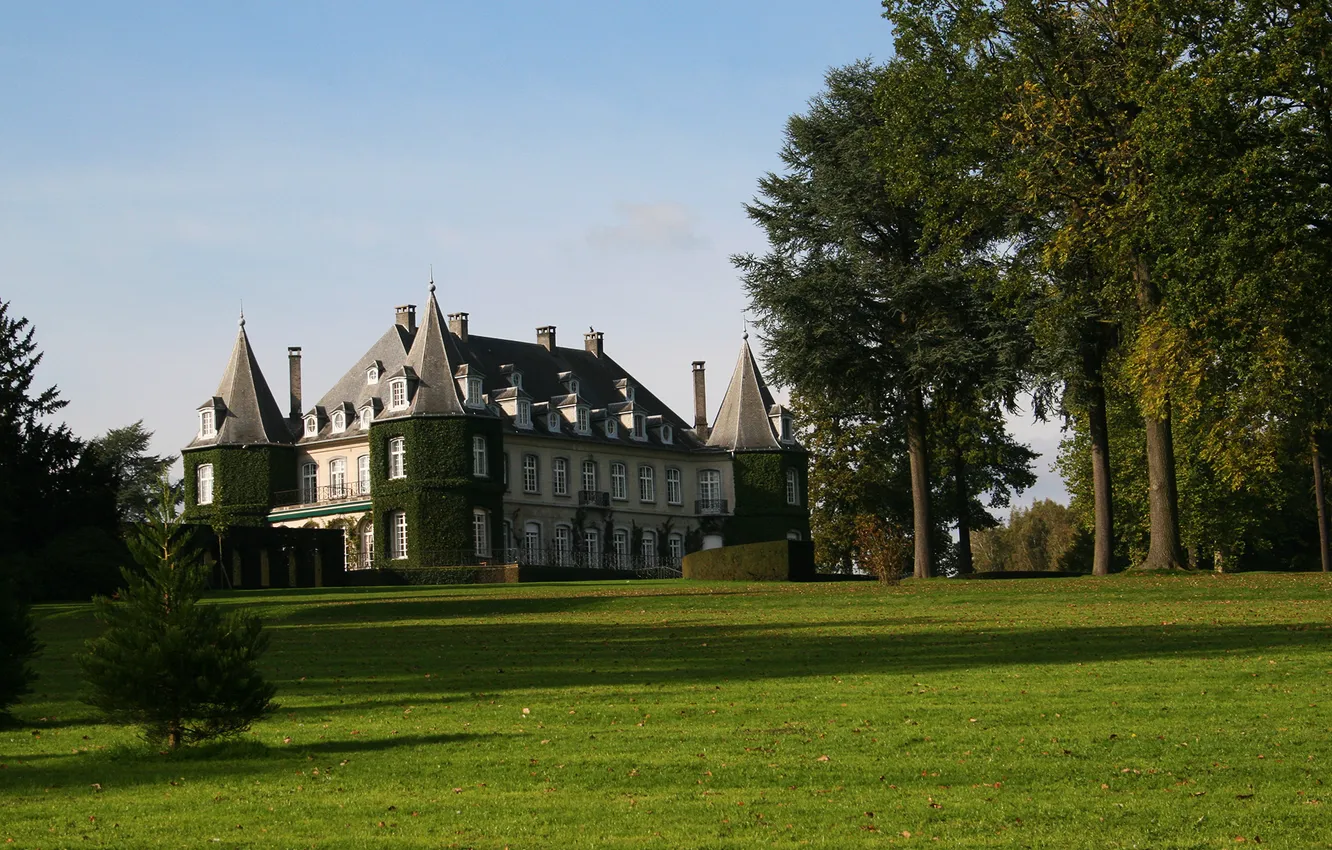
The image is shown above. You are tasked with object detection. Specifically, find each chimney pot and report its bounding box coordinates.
[692,360,709,438]
[395,304,417,334]
[584,329,604,357]
[448,312,469,343]
[537,325,557,351]
[288,347,303,420]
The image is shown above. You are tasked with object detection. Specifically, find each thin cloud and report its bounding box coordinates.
[587,202,708,252]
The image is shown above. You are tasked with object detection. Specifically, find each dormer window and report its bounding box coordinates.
[633,413,646,440]
[781,415,794,442]
[661,424,673,444]
[512,372,523,391]
[366,364,379,385]
[467,377,484,407]
[198,409,216,438]
[359,406,373,429]
[568,379,580,397]
[304,415,318,437]
[605,418,617,438]
[626,386,635,402]
[389,378,408,410]
[517,400,532,429]
[548,412,561,432]
[331,411,346,433]
[576,406,590,434]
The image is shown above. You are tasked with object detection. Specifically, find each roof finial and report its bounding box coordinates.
[741,310,749,341]
[428,264,436,294]
[239,301,245,329]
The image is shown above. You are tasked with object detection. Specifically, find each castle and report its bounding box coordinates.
[182,281,809,574]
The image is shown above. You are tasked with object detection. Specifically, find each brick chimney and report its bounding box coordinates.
[537,326,557,351]
[448,312,469,342]
[584,329,604,357]
[692,361,709,439]
[288,347,302,419]
[395,304,417,333]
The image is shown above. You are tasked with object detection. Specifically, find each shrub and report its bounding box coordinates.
[0,580,40,719]
[853,514,909,585]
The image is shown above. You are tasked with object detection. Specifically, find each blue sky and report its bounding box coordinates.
[1,1,1067,509]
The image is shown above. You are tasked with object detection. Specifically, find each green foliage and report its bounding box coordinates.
[182,445,296,525]
[971,499,1090,573]
[681,540,809,581]
[81,481,276,748]
[853,514,908,584]
[0,579,40,718]
[725,451,809,546]
[88,420,178,522]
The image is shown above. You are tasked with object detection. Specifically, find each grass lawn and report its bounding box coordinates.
[2,573,1331,849]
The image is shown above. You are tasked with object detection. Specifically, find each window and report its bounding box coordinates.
[388,437,406,479]
[502,452,510,490]
[605,418,617,438]
[329,457,347,497]
[366,364,379,384]
[584,528,601,564]
[611,462,627,500]
[523,522,542,563]
[548,412,560,432]
[196,463,213,505]
[390,511,408,559]
[787,529,803,541]
[576,406,590,434]
[553,457,568,496]
[511,372,523,390]
[568,379,580,396]
[301,462,318,502]
[699,469,722,505]
[360,524,374,568]
[467,376,483,407]
[473,509,490,557]
[641,530,657,566]
[357,454,370,495]
[582,459,597,492]
[633,414,646,440]
[786,468,799,505]
[781,415,794,442]
[502,520,513,552]
[554,525,573,566]
[199,409,216,438]
[359,406,373,429]
[666,467,682,505]
[331,411,345,433]
[611,528,629,568]
[470,435,488,477]
[523,454,540,493]
[661,424,673,445]
[625,385,635,402]
[389,378,407,410]
[516,400,532,428]
[639,465,655,502]
[304,416,317,437]
[668,533,684,563]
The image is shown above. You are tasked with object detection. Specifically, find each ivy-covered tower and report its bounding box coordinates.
[706,334,810,545]
[367,283,504,566]
[182,313,297,527]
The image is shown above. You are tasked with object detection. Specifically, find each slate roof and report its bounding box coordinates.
[706,337,782,451]
[384,286,468,419]
[188,317,294,448]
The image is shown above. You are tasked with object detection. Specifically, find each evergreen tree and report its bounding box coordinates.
[0,584,40,719]
[88,421,178,523]
[81,479,276,748]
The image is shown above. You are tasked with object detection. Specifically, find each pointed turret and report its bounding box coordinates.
[394,281,467,417]
[706,334,782,451]
[190,314,292,447]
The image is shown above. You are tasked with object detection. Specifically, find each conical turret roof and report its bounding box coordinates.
[706,336,781,451]
[190,316,293,447]
[396,284,466,417]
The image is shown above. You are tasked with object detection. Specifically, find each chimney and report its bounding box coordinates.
[288,347,303,419]
[395,304,417,334]
[692,361,709,438]
[537,325,556,351]
[448,312,469,342]
[584,329,604,357]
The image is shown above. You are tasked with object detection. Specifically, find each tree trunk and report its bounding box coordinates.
[953,429,973,575]
[167,721,183,750]
[1133,253,1187,571]
[1313,430,1330,572]
[1086,380,1115,576]
[907,386,933,579]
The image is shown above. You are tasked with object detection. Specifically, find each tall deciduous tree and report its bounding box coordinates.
[89,421,178,523]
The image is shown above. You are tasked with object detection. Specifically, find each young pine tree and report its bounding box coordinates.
[0,581,40,719]
[81,477,276,748]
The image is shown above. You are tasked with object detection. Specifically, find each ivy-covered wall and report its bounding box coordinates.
[726,449,811,546]
[182,445,297,527]
[369,416,505,567]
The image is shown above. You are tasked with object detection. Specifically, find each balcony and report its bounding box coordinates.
[578,490,611,508]
[695,498,728,516]
[273,481,372,509]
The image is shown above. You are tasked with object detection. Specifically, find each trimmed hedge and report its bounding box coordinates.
[182,445,296,527]
[682,539,815,581]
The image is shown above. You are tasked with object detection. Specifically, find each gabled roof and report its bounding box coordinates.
[189,316,293,448]
[706,336,781,451]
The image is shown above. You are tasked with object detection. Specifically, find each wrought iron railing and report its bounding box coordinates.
[578,490,611,507]
[384,546,682,577]
[273,481,372,508]
[695,498,728,515]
